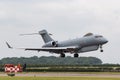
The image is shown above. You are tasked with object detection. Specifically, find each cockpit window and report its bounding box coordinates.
[95,36,103,38]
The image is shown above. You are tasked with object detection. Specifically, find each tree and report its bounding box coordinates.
[0,56,102,65]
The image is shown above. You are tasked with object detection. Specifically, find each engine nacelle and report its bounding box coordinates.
[42,41,58,47]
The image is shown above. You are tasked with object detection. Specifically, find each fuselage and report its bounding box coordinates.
[58,34,108,47]
[43,34,108,53]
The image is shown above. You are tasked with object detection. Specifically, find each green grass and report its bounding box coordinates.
[0,77,120,80]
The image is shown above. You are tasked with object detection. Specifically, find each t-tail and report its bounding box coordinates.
[39,30,54,43]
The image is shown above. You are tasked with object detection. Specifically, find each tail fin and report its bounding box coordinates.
[39,30,54,43]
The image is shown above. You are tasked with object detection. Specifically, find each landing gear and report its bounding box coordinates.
[74,53,79,58]
[100,45,103,52]
[60,53,65,58]
[100,50,103,52]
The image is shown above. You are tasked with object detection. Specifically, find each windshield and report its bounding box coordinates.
[95,36,103,38]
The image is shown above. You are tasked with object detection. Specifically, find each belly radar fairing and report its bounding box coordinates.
[6,30,108,58]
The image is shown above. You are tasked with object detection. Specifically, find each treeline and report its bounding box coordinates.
[1,56,120,72]
[0,56,102,66]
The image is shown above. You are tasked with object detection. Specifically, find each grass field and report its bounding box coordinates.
[0,77,120,80]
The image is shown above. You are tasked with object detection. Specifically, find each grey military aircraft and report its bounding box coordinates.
[6,30,108,57]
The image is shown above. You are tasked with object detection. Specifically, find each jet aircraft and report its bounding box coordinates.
[6,30,108,57]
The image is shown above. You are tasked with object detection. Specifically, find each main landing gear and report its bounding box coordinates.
[60,53,65,58]
[74,53,79,58]
[100,45,103,52]
[60,53,79,58]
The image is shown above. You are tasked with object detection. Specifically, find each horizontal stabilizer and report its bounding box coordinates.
[20,33,38,36]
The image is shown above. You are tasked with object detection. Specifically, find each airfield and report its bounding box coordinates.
[1,72,120,80]
[6,72,120,77]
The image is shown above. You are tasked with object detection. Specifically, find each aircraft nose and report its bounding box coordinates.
[103,38,108,44]
[104,40,108,43]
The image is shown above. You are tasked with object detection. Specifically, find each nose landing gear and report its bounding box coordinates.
[100,45,103,52]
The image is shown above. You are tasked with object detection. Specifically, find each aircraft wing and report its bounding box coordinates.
[24,47,77,53]
[6,42,78,53]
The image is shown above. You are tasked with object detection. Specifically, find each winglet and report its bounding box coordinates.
[6,42,13,49]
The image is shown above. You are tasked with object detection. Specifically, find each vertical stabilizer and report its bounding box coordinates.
[39,30,53,43]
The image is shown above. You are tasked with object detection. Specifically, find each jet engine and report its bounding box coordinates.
[42,41,58,47]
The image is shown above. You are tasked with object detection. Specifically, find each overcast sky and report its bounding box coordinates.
[0,0,120,64]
